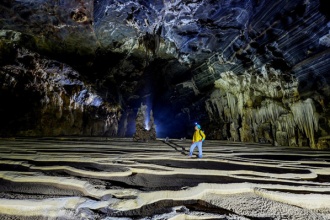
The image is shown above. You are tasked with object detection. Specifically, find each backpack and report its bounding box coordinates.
[199,130,206,142]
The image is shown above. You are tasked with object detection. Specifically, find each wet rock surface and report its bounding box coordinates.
[0,138,330,219]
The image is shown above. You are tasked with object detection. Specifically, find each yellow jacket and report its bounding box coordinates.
[192,129,206,143]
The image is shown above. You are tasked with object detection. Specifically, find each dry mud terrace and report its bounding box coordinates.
[0,138,330,219]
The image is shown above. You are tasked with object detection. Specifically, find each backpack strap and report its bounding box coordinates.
[199,130,205,139]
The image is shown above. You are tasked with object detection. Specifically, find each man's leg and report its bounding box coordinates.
[189,142,197,156]
[197,142,203,158]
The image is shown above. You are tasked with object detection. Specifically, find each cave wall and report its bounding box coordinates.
[160,0,330,148]
[206,69,324,149]
[1,0,330,148]
[0,31,120,136]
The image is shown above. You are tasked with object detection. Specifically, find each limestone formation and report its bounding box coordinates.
[133,103,156,142]
[208,67,327,149]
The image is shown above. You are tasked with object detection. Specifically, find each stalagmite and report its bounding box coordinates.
[133,103,156,141]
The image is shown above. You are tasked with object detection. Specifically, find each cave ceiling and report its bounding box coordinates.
[1,0,330,146]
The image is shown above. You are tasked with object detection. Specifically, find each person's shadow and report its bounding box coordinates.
[163,139,199,157]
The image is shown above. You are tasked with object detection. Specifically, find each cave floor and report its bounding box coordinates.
[0,137,330,219]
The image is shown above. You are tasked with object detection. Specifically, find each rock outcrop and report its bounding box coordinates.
[0,31,120,136]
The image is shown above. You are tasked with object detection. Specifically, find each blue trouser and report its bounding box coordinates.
[189,141,203,158]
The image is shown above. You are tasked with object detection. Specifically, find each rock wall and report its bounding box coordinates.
[205,67,329,149]
[0,32,120,137]
[1,0,330,147]
[166,0,330,149]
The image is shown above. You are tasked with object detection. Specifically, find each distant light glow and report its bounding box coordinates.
[144,112,150,130]
[143,96,152,131]
[145,124,150,130]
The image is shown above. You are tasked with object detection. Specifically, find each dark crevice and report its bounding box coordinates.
[109,199,237,218]
[0,179,84,197]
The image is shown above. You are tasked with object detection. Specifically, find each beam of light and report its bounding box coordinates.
[144,106,150,130]
[144,117,150,130]
[143,96,152,131]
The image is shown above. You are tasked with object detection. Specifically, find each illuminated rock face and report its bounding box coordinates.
[209,69,321,148]
[0,0,330,148]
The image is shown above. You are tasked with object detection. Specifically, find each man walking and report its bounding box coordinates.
[188,123,206,158]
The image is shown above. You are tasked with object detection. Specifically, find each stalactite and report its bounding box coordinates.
[252,121,258,142]
[238,92,244,116]
[209,90,226,121]
[290,98,319,148]
[226,92,238,120]
[255,101,287,124]
[245,108,257,124]
[105,115,111,132]
[276,114,296,139]
[205,101,214,121]
[211,63,321,148]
